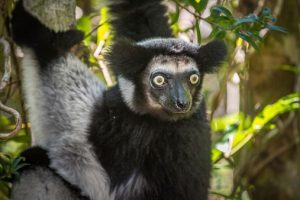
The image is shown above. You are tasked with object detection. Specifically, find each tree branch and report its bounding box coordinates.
[0,37,22,140]
[0,101,22,140]
[0,38,11,91]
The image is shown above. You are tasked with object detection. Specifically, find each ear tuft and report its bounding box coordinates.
[196,40,227,73]
[105,38,152,78]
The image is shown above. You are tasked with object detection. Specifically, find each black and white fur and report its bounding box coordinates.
[10,2,109,199]
[10,0,227,199]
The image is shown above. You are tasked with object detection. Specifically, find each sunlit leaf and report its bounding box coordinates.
[211,113,240,132]
[212,94,300,162]
[231,93,300,155]
[77,16,92,43]
[212,148,223,162]
[169,4,180,25]
[97,7,110,45]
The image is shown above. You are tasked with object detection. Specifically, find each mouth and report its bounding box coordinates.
[148,101,193,121]
[162,102,192,114]
[171,109,190,114]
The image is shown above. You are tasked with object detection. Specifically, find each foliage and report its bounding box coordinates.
[212,93,300,161]
[0,154,27,199]
[170,0,287,48]
[168,0,293,199]
[0,0,296,200]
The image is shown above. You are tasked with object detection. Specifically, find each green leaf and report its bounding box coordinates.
[236,32,258,49]
[260,7,272,18]
[211,113,240,132]
[231,93,300,155]
[11,157,26,170]
[266,24,288,33]
[212,93,300,162]
[246,31,263,41]
[197,0,209,13]
[261,14,276,23]
[97,7,110,45]
[234,14,258,26]
[0,153,10,164]
[211,5,233,18]
[259,7,276,23]
[212,148,223,162]
[14,163,29,172]
[187,0,208,13]
[169,4,180,25]
[77,16,92,43]
[209,28,226,39]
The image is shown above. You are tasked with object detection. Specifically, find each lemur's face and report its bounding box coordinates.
[142,55,203,120]
[108,38,227,121]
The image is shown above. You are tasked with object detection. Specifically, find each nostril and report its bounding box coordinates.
[176,100,188,110]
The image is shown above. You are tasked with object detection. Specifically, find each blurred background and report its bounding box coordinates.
[0,0,299,199]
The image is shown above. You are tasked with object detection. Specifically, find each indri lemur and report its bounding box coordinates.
[10,0,227,199]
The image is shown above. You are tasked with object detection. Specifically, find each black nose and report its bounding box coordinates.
[176,100,189,110]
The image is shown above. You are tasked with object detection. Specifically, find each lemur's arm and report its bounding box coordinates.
[11,1,109,199]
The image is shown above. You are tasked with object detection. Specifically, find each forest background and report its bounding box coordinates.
[0,0,299,199]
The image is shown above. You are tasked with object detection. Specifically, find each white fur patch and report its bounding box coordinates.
[148,55,198,74]
[21,50,110,200]
[110,172,148,199]
[22,48,47,145]
[118,76,136,111]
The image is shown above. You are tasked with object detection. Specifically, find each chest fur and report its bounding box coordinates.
[88,96,211,199]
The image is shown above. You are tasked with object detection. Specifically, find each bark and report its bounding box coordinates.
[23,0,76,32]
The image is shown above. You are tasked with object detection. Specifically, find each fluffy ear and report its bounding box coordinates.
[195,40,227,73]
[105,38,152,78]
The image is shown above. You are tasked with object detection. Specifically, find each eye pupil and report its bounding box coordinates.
[153,75,165,86]
[157,77,163,83]
[190,74,199,85]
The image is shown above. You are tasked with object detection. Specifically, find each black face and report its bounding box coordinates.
[150,70,201,113]
[142,56,203,120]
[108,38,227,121]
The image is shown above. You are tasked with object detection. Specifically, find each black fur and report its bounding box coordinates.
[10,0,227,199]
[11,0,84,67]
[88,86,211,200]
[20,146,50,168]
[105,38,153,80]
[100,0,227,199]
[196,40,228,73]
[108,0,172,41]
[106,38,227,80]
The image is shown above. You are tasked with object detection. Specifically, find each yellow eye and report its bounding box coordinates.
[153,75,165,86]
[190,74,199,85]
